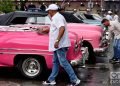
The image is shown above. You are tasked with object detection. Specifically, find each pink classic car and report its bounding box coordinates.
[7,22,108,65]
[0,25,88,78]
[0,11,109,65]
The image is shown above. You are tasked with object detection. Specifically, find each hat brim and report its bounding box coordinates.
[46,8,58,11]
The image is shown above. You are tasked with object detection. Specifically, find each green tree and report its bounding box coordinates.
[0,0,15,13]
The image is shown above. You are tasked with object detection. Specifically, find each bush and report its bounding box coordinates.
[0,0,15,13]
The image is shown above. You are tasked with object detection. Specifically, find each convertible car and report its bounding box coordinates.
[0,11,109,63]
[73,12,102,26]
[0,11,101,25]
[0,25,89,78]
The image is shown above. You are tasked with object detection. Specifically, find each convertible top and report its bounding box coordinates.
[0,11,48,25]
[0,11,83,25]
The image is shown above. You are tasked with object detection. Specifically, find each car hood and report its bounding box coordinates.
[83,19,101,26]
[0,25,78,50]
[67,23,103,33]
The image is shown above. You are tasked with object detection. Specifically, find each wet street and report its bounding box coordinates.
[0,44,119,86]
[0,56,112,86]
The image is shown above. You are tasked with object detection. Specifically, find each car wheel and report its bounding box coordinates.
[18,57,43,79]
[82,41,96,64]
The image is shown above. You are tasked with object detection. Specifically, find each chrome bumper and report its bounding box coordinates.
[94,47,108,53]
[70,59,81,66]
[70,47,89,66]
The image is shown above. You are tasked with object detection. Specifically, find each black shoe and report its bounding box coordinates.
[114,59,120,63]
[109,58,116,63]
[110,59,120,64]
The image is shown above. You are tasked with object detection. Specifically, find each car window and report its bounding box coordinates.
[26,16,51,24]
[11,17,27,24]
[61,12,83,23]
[37,16,51,24]
[84,14,95,20]
[79,13,86,19]
[26,17,36,24]
[92,15,102,21]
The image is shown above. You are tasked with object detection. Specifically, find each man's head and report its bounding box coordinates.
[101,19,110,27]
[46,4,58,17]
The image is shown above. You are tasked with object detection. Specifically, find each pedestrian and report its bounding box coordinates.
[101,19,120,63]
[113,11,119,22]
[105,11,113,21]
[39,4,80,86]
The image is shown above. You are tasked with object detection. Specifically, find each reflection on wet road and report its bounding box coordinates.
[0,48,118,86]
[0,66,109,86]
[0,56,110,86]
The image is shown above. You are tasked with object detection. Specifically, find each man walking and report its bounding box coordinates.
[105,11,113,21]
[41,4,80,86]
[101,19,120,63]
[113,11,119,22]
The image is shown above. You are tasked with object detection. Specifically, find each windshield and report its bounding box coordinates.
[26,12,83,24]
[73,12,87,20]
[92,14,102,21]
[79,13,87,19]
[26,16,51,25]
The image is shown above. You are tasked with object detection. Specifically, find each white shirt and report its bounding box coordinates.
[49,12,71,51]
[106,14,113,21]
[108,21,120,39]
[113,15,119,22]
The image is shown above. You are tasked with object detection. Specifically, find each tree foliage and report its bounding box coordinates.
[0,0,15,13]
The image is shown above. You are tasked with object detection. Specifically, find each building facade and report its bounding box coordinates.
[104,0,120,13]
[13,0,120,15]
[14,0,105,13]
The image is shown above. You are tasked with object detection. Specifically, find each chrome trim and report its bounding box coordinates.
[100,31,109,47]
[81,47,89,65]
[0,48,49,52]
[0,52,53,56]
[70,59,81,66]
[22,58,41,77]
[84,39,93,41]
[71,47,89,66]
[94,47,107,53]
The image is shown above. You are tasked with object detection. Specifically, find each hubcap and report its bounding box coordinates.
[22,58,40,77]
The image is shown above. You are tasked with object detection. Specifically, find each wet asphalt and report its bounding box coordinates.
[0,56,110,86]
[0,45,119,86]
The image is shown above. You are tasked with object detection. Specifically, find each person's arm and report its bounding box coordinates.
[54,26,65,48]
[57,26,65,42]
[37,27,49,34]
[108,29,112,40]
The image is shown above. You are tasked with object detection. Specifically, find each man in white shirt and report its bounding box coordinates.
[101,19,120,63]
[41,4,80,86]
[106,11,113,21]
[113,12,119,22]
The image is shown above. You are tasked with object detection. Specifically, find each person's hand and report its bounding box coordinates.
[37,27,49,34]
[54,41,59,48]
[36,28,44,34]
